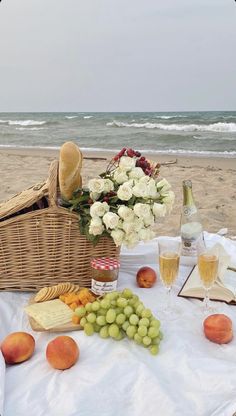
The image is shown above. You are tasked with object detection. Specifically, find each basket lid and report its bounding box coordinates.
[91,257,120,270]
[0,181,49,221]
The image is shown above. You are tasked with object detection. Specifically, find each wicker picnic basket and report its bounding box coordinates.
[0,160,119,292]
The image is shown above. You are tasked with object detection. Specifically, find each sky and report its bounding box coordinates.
[0,0,236,112]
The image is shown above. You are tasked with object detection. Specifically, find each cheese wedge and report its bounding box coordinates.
[24,299,73,330]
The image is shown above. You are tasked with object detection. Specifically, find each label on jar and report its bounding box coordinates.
[91,279,117,296]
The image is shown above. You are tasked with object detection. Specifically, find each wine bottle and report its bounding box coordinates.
[180,180,204,258]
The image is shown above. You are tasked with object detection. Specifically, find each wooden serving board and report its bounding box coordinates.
[27,296,82,333]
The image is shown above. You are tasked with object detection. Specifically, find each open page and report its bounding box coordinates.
[178,266,236,304]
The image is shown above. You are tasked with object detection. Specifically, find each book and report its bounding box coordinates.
[178,265,236,305]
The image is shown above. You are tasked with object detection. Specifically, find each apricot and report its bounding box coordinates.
[136,266,157,288]
[1,332,35,364]
[203,314,233,344]
[46,335,79,370]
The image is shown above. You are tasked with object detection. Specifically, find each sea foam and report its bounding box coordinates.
[106,121,236,132]
[0,120,46,126]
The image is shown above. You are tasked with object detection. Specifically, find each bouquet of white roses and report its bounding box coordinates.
[66,148,174,248]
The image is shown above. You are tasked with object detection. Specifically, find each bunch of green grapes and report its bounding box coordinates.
[74,288,163,355]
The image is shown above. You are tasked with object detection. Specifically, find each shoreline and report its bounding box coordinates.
[0,146,235,170]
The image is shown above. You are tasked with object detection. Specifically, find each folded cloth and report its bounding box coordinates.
[0,352,5,416]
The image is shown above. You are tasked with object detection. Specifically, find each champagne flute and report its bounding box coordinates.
[197,246,219,314]
[158,239,181,315]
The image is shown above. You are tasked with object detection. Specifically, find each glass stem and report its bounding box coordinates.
[204,288,210,311]
[166,286,172,311]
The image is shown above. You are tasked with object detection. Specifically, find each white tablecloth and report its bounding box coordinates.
[0,233,236,416]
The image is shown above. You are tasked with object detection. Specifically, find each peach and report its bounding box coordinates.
[203,314,233,344]
[46,335,79,370]
[136,266,157,288]
[1,332,35,364]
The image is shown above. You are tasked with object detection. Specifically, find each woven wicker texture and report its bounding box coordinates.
[0,161,119,291]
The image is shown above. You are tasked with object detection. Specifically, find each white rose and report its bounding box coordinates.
[113,168,129,184]
[152,202,167,218]
[124,231,139,248]
[89,218,104,236]
[156,178,171,193]
[117,206,135,221]
[139,176,150,185]
[128,167,145,180]
[103,212,120,229]
[139,228,155,241]
[162,191,175,213]
[119,156,136,172]
[143,213,155,226]
[132,182,148,198]
[133,203,151,219]
[117,183,133,201]
[88,178,105,194]
[89,192,100,201]
[146,178,159,199]
[90,201,109,218]
[111,229,125,246]
[104,179,114,193]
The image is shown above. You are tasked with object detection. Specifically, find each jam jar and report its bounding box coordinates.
[90,257,120,296]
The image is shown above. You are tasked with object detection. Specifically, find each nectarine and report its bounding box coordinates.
[136,266,157,288]
[46,335,79,370]
[203,314,233,344]
[1,332,35,364]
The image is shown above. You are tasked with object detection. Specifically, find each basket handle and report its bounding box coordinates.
[48,160,59,207]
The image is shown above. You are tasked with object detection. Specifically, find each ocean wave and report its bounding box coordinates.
[0,119,46,126]
[106,121,236,132]
[157,115,188,119]
[15,127,47,131]
[65,116,78,119]
[83,116,93,119]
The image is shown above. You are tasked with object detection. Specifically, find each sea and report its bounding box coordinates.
[0,111,236,157]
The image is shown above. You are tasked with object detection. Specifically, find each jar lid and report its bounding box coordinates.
[91,257,120,270]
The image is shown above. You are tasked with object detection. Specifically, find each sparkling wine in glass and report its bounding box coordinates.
[197,249,219,314]
[158,239,181,315]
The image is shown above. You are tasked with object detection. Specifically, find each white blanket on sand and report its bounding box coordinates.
[0,233,236,416]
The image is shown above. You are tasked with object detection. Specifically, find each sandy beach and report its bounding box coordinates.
[0,147,235,239]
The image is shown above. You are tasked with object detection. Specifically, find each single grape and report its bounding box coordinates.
[138,325,148,337]
[149,345,159,355]
[141,309,152,319]
[115,307,123,315]
[139,318,149,327]
[134,333,142,345]
[85,302,93,312]
[106,308,116,323]
[117,297,128,308]
[100,298,111,309]
[128,295,139,306]
[87,312,97,323]
[74,306,86,318]
[124,305,133,317]
[84,323,94,336]
[126,325,137,339]
[97,308,107,316]
[142,336,152,346]
[91,301,100,311]
[99,325,109,339]
[148,327,159,338]
[150,318,161,329]
[136,304,145,316]
[116,313,126,325]
[159,330,164,340]
[122,288,133,299]
[108,323,120,338]
[115,330,125,341]
[96,315,106,326]
[80,317,87,327]
[152,337,161,345]
[94,323,100,333]
[122,321,129,331]
[111,300,117,307]
[129,314,139,326]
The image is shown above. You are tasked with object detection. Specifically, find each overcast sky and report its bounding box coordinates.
[0,0,236,112]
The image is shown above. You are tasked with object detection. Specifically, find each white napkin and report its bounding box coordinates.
[0,351,5,416]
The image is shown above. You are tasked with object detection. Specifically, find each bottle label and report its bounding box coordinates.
[183,205,197,217]
[181,233,205,257]
[91,279,117,295]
